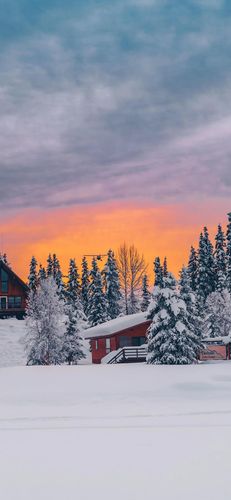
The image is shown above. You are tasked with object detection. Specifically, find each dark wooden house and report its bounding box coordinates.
[0,260,28,319]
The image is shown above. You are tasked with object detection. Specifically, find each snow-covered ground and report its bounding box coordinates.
[1,362,231,500]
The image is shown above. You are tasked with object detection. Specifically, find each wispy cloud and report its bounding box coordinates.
[0,0,231,211]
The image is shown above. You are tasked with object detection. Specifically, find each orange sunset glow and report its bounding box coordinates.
[1,200,229,281]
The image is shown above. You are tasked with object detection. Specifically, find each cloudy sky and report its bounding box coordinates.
[1,0,231,276]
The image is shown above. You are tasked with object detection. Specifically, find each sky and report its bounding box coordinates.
[1,0,231,279]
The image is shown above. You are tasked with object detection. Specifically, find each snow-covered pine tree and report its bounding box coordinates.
[187,246,198,292]
[25,277,65,365]
[154,257,163,287]
[141,274,151,312]
[81,256,90,316]
[51,254,65,298]
[214,224,227,292]
[163,257,168,277]
[38,265,46,283]
[203,289,231,338]
[147,274,200,365]
[179,266,203,356]
[62,304,86,365]
[104,249,121,319]
[28,256,38,294]
[226,212,231,293]
[46,254,53,277]
[66,258,81,306]
[197,227,215,305]
[88,258,108,327]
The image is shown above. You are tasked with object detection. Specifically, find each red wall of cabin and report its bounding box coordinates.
[90,321,151,364]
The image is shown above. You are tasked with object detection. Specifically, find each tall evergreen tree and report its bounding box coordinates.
[81,256,90,316]
[214,224,227,291]
[203,289,231,338]
[104,249,121,319]
[226,212,231,293]
[154,257,163,287]
[179,266,203,356]
[66,258,80,306]
[141,274,151,312]
[197,227,215,305]
[88,258,108,327]
[38,265,46,283]
[147,274,199,365]
[62,304,86,365]
[187,246,198,292]
[28,256,38,293]
[163,257,168,277]
[46,254,53,277]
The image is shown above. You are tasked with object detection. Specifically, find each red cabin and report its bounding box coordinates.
[85,313,151,364]
[0,260,28,319]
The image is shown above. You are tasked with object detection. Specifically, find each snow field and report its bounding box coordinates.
[1,363,231,500]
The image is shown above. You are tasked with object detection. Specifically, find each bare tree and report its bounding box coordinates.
[117,243,148,315]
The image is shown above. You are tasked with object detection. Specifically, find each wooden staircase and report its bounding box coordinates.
[107,346,147,364]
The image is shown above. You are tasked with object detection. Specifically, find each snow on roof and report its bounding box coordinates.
[84,312,149,339]
[203,335,231,345]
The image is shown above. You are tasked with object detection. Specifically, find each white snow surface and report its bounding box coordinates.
[84,311,148,338]
[1,363,231,499]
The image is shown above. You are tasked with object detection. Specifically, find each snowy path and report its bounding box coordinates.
[1,363,231,499]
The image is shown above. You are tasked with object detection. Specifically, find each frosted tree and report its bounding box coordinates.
[179,266,203,356]
[28,256,38,293]
[81,256,90,316]
[147,274,199,364]
[62,258,88,364]
[214,224,227,291]
[187,246,198,292]
[38,264,46,283]
[46,254,53,277]
[104,249,121,319]
[197,227,215,305]
[51,254,65,298]
[154,257,163,287]
[141,274,151,312]
[227,212,231,293]
[66,259,80,305]
[163,257,168,277]
[25,278,65,365]
[88,258,108,327]
[203,289,231,338]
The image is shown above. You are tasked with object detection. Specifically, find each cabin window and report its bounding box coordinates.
[106,338,110,354]
[119,336,131,348]
[8,296,22,309]
[1,269,8,293]
[95,340,98,350]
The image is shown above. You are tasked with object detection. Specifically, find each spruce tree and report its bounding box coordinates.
[66,258,80,306]
[104,249,121,319]
[179,266,203,356]
[38,265,46,283]
[154,257,163,287]
[197,227,215,305]
[214,224,227,292]
[226,212,231,293]
[81,256,90,316]
[46,254,53,277]
[141,274,151,312]
[28,256,38,294]
[62,304,86,365]
[147,274,200,365]
[163,257,168,277]
[187,246,198,292]
[25,278,65,365]
[88,258,108,327]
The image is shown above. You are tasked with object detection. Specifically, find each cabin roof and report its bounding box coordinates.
[0,260,28,291]
[84,312,149,339]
